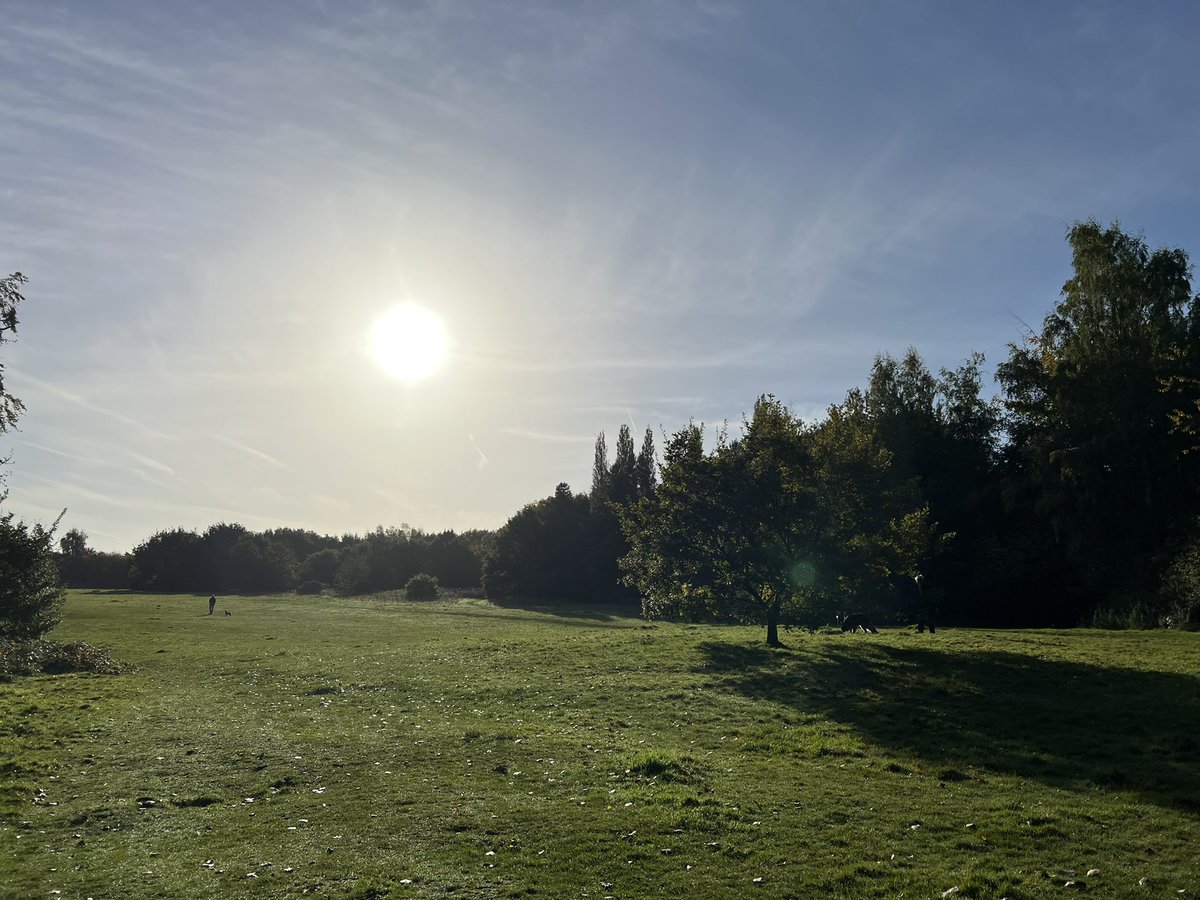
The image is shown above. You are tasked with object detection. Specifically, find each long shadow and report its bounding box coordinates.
[486,596,641,622]
[698,640,1200,815]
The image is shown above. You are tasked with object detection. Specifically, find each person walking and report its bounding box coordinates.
[208,593,216,615]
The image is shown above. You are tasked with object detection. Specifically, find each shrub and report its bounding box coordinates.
[404,572,439,601]
[0,514,65,639]
[0,638,125,677]
[1161,534,1200,629]
[296,579,325,595]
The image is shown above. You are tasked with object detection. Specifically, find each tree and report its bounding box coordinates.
[0,272,66,639]
[635,427,657,498]
[59,528,89,559]
[590,432,610,503]
[621,396,939,645]
[299,547,341,585]
[483,483,604,602]
[860,349,1005,623]
[0,514,65,639]
[0,272,28,432]
[609,425,638,505]
[997,220,1200,617]
[129,528,205,591]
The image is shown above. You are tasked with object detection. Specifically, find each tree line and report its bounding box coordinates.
[482,220,1200,635]
[7,219,1200,642]
[56,524,492,596]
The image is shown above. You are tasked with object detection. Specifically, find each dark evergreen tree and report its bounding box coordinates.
[0,272,66,639]
[635,427,657,498]
[590,432,610,504]
[0,514,64,639]
[610,424,638,506]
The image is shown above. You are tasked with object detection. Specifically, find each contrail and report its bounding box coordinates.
[468,433,489,470]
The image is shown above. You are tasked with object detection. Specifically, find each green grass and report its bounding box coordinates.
[2,591,1199,898]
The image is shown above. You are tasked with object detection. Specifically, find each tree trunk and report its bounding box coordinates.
[765,604,782,647]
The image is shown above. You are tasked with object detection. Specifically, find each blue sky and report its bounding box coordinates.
[2,1,1198,552]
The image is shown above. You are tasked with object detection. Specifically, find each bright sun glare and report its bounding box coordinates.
[369,303,448,382]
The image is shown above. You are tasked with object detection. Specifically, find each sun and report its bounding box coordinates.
[368,303,448,382]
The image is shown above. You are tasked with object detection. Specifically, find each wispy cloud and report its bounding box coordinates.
[214,437,291,470]
[500,427,593,445]
[14,373,174,441]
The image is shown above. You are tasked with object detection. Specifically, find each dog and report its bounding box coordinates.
[224,610,232,616]
[839,613,877,634]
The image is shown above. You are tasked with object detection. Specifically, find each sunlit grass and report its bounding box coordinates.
[1,591,1198,897]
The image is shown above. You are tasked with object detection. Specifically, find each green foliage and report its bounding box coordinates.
[636,425,657,497]
[403,572,439,600]
[622,396,942,644]
[590,431,610,501]
[610,424,638,505]
[299,546,340,584]
[295,578,325,595]
[53,528,129,589]
[483,483,620,602]
[0,638,124,677]
[1160,530,1200,629]
[129,527,206,591]
[861,349,1004,624]
[126,523,482,596]
[0,514,65,640]
[998,220,1200,616]
[0,272,28,432]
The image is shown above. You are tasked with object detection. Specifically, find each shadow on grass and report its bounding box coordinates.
[698,640,1200,815]
[486,596,640,622]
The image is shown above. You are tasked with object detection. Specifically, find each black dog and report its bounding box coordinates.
[224,610,232,616]
[840,614,877,634]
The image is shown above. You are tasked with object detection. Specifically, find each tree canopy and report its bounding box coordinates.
[620,396,940,644]
[998,220,1200,615]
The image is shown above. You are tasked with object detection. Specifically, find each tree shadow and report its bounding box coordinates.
[486,596,640,622]
[697,640,1200,816]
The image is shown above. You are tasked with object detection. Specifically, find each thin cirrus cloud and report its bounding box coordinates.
[1,1,1198,551]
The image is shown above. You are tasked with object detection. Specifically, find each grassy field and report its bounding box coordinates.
[2,591,1198,899]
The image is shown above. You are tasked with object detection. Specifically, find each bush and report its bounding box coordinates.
[404,572,439,601]
[1161,534,1200,629]
[0,514,65,639]
[296,579,325,595]
[0,638,125,677]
